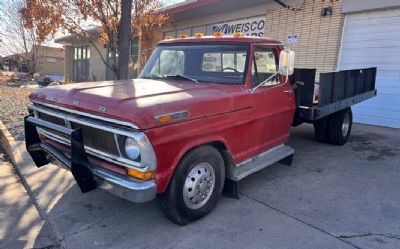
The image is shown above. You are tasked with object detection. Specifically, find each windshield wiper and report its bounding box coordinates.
[165,74,199,83]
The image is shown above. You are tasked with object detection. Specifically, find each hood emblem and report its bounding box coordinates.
[73,100,80,106]
[155,111,188,123]
[99,106,107,112]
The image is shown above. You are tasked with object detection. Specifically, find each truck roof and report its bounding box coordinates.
[158,35,283,45]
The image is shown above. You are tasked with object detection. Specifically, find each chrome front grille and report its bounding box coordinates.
[70,122,119,156]
[29,101,141,168]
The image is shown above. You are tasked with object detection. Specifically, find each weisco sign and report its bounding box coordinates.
[212,16,266,37]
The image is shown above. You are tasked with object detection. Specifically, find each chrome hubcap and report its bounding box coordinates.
[342,113,350,137]
[183,162,215,210]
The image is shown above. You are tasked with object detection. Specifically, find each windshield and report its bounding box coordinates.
[140,44,250,84]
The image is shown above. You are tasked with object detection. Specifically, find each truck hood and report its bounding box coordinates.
[30,79,250,130]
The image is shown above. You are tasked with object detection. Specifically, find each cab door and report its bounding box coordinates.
[247,45,295,156]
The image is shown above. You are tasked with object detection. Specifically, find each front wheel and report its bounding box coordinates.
[158,145,225,225]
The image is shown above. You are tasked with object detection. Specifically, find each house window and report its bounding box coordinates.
[131,37,139,57]
[73,45,90,82]
[46,57,57,63]
[130,37,139,78]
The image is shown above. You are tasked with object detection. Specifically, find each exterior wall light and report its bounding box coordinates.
[321,6,333,16]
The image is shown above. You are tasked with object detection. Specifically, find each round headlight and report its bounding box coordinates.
[124,137,140,161]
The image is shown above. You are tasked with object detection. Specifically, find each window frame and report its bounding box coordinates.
[252,46,281,87]
[140,42,251,85]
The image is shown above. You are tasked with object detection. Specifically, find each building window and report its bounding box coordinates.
[46,57,58,63]
[73,45,90,82]
[131,37,139,57]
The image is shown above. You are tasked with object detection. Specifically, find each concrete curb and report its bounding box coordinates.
[0,120,20,166]
[0,119,65,247]
[0,120,47,220]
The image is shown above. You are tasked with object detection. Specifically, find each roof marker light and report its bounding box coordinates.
[233,32,243,38]
[179,34,188,38]
[164,35,174,40]
[194,33,204,38]
[213,32,223,37]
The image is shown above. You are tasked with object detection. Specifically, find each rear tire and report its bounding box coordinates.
[328,108,353,145]
[313,117,329,143]
[158,145,225,225]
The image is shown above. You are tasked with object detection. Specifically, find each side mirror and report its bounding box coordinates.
[279,49,295,76]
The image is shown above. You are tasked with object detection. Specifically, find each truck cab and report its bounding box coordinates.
[25,34,376,225]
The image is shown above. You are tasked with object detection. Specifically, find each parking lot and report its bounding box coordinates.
[3,123,400,249]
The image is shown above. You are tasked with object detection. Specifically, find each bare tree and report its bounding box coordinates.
[0,0,41,73]
[22,0,171,80]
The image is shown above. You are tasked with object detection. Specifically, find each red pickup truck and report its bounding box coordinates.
[25,35,376,225]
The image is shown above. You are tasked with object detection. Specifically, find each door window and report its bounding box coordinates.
[252,48,279,86]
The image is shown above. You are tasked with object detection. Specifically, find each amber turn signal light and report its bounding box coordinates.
[127,169,155,180]
[158,115,173,123]
[233,32,243,38]
[194,33,204,38]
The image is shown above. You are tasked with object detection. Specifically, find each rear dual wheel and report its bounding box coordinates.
[313,107,353,145]
[158,145,225,225]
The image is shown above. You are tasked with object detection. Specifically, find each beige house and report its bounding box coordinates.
[0,45,64,76]
[55,30,140,83]
[34,45,65,76]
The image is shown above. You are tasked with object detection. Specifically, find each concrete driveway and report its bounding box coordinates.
[5,124,400,249]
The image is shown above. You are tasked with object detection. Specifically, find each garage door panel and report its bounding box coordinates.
[341,40,400,49]
[354,107,400,120]
[355,94,400,105]
[354,102,400,113]
[346,16,400,29]
[343,25,400,35]
[353,115,400,128]
[341,48,400,59]
[339,8,400,128]
[340,62,400,72]
[346,10,400,22]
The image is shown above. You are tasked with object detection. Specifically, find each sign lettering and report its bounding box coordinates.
[211,16,266,37]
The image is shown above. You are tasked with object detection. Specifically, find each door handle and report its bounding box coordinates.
[284,89,294,94]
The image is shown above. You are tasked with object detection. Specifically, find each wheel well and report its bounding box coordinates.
[180,141,235,174]
[206,141,235,174]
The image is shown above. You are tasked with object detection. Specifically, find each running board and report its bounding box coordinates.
[227,144,294,181]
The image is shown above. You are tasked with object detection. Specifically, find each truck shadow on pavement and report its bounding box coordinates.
[31,124,400,249]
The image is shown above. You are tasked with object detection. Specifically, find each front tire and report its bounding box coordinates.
[158,145,225,225]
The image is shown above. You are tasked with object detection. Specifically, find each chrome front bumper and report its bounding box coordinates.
[25,115,156,203]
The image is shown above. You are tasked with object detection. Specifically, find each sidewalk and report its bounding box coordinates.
[0,141,56,249]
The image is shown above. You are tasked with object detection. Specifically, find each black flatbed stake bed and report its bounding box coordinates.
[290,67,377,145]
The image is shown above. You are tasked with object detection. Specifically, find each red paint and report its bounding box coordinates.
[30,37,295,193]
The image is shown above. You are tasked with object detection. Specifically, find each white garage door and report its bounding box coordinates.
[339,8,400,128]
